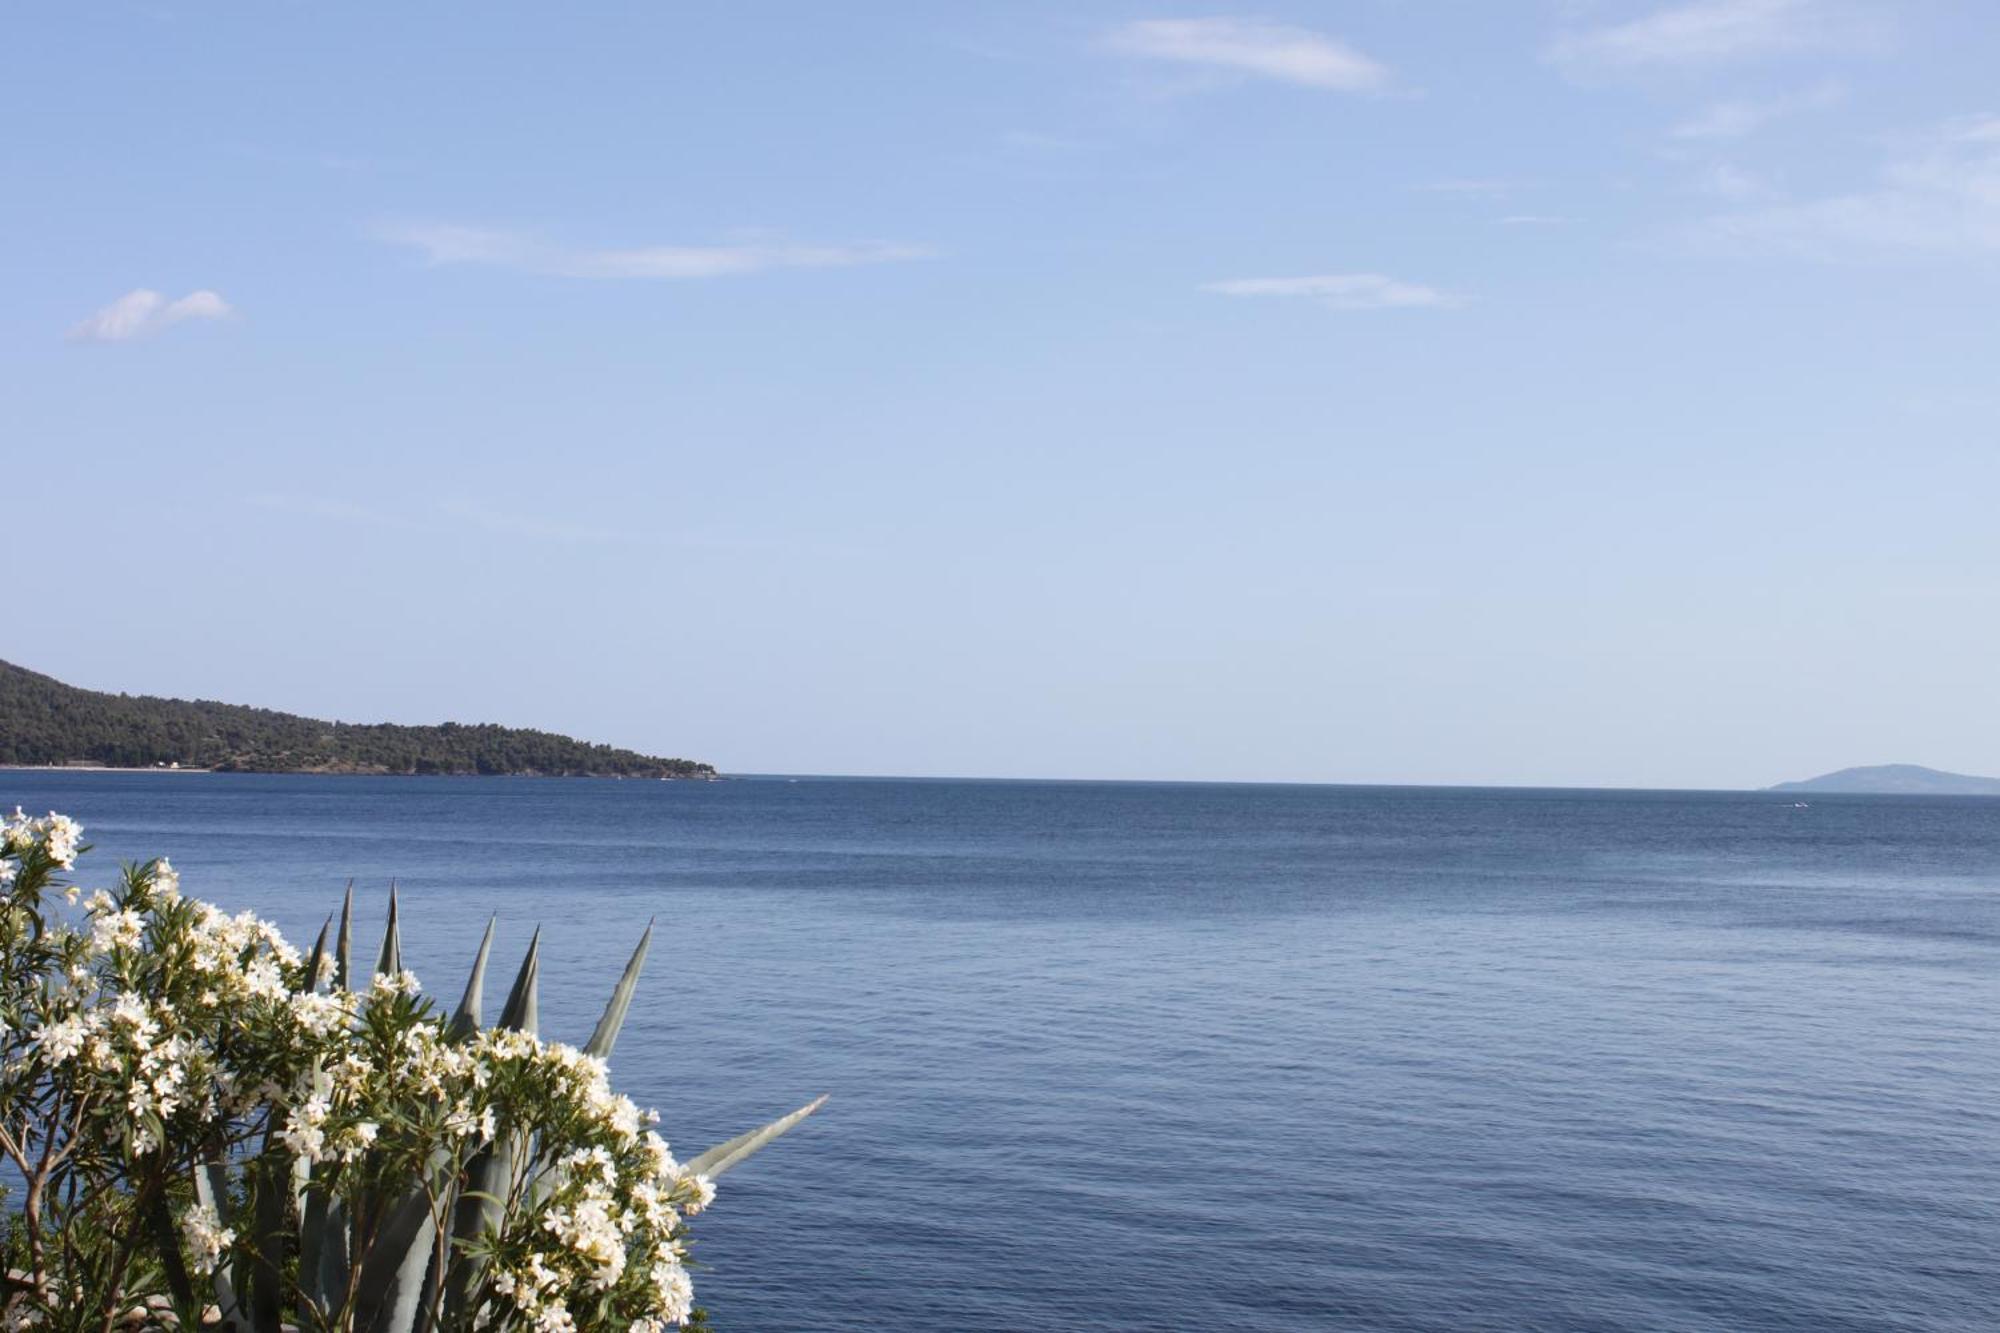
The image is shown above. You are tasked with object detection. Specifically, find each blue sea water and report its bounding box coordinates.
[4,772,1998,1331]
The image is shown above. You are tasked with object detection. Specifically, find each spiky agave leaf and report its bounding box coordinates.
[448,916,497,1042]
[335,881,355,991]
[306,889,358,1317]
[351,1176,445,1333]
[376,882,402,978]
[255,914,330,1330]
[584,920,653,1060]
[685,1096,829,1180]
[442,930,541,1326]
[193,1156,245,1326]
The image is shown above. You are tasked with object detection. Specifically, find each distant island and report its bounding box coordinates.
[1768,763,2000,796]
[0,659,715,779]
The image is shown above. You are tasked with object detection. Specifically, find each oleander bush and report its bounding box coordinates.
[0,809,821,1332]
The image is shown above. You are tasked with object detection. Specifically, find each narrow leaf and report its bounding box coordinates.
[352,1184,439,1333]
[498,928,540,1034]
[583,919,652,1059]
[448,916,498,1042]
[144,1187,199,1322]
[685,1095,829,1180]
[247,1131,290,1333]
[335,880,355,991]
[303,913,332,994]
[193,1159,245,1326]
[376,881,402,979]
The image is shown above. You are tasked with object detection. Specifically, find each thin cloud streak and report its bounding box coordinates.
[1204,273,1459,310]
[376,223,932,280]
[1670,80,1846,139]
[69,289,232,343]
[1690,114,2000,256]
[1106,18,1389,92]
[1548,0,1869,70]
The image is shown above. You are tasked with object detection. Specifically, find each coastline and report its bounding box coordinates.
[1,764,212,774]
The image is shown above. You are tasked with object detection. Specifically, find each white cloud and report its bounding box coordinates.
[1693,115,2000,255]
[1670,80,1846,139]
[1204,273,1458,310]
[376,223,931,279]
[68,289,232,343]
[1695,162,1780,199]
[1549,0,1868,71]
[1106,18,1389,92]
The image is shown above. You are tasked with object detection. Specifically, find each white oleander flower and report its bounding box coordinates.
[242,959,286,1000]
[91,908,145,953]
[150,858,180,903]
[1,807,29,854]
[36,813,82,869]
[38,1013,96,1064]
[180,1202,235,1274]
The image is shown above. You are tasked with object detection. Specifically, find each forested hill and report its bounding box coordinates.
[0,660,716,778]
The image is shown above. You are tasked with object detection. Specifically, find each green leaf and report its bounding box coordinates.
[685,1095,828,1180]
[448,916,497,1042]
[352,1182,440,1333]
[498,928,540,1035]
[443,932,540,1325]
[335,880,355,991]
[247,1132,290,1333]
[583,919,652,1059]
[193,1158,245,1325]
[144,1186,199,1324]
[376,882,402,979]
[303,913,331,994]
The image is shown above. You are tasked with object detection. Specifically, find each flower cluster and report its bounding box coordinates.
[0,811,738,1332]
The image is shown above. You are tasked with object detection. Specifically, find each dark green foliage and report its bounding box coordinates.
[0,660,716,778]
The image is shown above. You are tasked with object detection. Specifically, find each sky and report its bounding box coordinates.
[6,1,2000,789]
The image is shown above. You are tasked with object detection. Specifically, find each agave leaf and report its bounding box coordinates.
[376,882,402,979]
[685,1095,829,1180]
[335,880,355,991]
[498,928,540,1034]
[298,1065,348,1318]
[247,1130,290,1333]
[144,1185,200,1324]
[303,913,331,994]
[583,920,652,1059]
[443,933,540,1325]
[193,1157,246,1326]
[448,916,497,1042]
[352,1181,441,1333]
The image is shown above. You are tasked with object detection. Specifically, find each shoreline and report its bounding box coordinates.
[1,764,212,774]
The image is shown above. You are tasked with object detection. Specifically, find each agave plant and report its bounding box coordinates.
[181,886,824,1333]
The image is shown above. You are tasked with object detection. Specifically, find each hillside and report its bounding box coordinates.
[0,660,715,778]
[1768,764,2000,796]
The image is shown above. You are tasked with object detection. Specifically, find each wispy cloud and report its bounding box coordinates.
[1691,115,2000,256]
[1106,18,1389,92]
[69,289,232,343]
[1549,0,1871,71]
[1497,214,1571,226]
[1204,273,1458,310]
[1670,80,1846,138]
[375,223,932,280]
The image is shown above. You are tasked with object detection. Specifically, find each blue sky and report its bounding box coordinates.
[7,1,2000,787]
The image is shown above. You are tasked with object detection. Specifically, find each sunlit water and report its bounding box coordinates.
[7,772,1998,1331]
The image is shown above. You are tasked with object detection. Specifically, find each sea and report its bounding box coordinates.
[6,771,1997,1331]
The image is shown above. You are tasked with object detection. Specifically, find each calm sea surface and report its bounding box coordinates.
[6,772,1998,1331]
